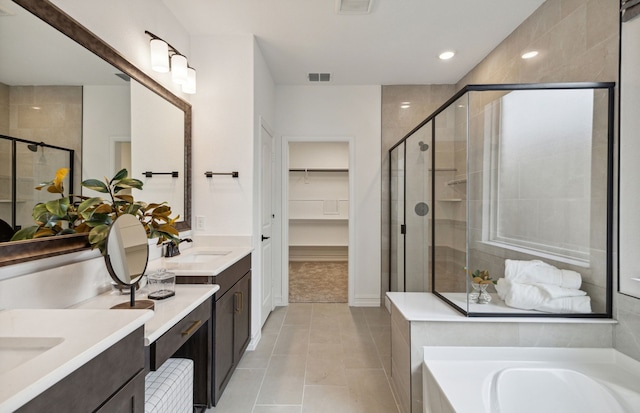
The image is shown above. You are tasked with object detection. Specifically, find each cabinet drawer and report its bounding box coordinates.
[17,327,144,413]
[150,299,211,370]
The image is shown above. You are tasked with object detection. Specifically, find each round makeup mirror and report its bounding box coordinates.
[105,214,154,310]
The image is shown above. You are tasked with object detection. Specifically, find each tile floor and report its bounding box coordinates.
[207,303,399,413]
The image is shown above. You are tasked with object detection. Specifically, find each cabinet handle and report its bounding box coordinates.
[181,319,203,337]
[238,291,243,313]
[234,291,243,313]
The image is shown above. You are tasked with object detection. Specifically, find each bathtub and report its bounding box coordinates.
[422,347,640,413]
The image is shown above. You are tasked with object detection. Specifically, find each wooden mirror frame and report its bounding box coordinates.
[0,0,192,267]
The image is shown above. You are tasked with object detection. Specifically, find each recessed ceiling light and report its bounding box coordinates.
[401,104,410,109]
[439,51,455,60]
[521,50,539,59]
[31,106,41,110]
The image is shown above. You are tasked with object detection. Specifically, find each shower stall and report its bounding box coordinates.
[389,82,614,317]
[0,134,74,241]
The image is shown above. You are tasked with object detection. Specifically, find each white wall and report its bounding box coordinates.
[276,85,382,306]
[190,34,254,235]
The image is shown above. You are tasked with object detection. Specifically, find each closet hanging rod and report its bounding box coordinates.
[289,168,348,172]
[204,171,239,178]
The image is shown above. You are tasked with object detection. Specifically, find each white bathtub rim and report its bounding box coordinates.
[422,346,640,413]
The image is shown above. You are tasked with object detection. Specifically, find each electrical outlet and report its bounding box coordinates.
[196,216,205,230]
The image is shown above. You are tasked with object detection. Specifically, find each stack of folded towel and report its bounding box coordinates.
[495,259,591,313]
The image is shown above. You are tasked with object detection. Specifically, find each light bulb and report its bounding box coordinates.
[182,67,197,94]
[150,39,169,73]
[171,54,188,84]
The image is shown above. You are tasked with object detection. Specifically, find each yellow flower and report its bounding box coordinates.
[50,167,68,194]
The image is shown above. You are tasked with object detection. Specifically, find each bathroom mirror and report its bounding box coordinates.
[0,0,192,266]
[105,214,153,310]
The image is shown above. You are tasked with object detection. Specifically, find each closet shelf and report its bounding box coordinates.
[429,168,457,172]
[289,168,348,172]
[289,242,349,247]
[289,217,348,221]
[437,199,463,202]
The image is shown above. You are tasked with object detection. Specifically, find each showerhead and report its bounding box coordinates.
[27,141,44,152]
[418,141,429,151]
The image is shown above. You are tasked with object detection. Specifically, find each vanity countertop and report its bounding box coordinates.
[387,292,617,324]
[72,284,219,345]
[148,245,253,276]
[0,308,153,413]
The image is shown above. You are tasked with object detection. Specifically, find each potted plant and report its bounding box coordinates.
[11,167,179,252]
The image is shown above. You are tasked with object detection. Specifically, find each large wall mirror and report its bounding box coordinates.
[0,0,191,266]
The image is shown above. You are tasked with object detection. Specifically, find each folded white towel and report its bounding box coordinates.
[536,296,592,314]
[495,279,591,314]
[504,259,582,290]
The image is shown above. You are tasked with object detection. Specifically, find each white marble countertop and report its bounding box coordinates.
[73,284,218,345]
[147,245,252,276]
[0,308,153,413]
[386,292,617,324]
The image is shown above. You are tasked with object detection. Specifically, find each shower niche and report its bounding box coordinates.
[389,82,614,317]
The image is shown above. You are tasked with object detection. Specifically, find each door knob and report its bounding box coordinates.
[261,235,270,241]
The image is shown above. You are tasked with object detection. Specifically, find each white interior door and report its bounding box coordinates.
[260,123,274,326]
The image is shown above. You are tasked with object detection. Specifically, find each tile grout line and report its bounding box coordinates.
[250,307,288,413]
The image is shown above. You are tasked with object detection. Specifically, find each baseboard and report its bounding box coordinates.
[352,296,382,307]
[247,330,261,351]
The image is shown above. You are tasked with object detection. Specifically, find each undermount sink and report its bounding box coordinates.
[166,250,231,264]
[0,337,64,374]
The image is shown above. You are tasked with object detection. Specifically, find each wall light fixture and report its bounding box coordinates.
[145,30,196,94]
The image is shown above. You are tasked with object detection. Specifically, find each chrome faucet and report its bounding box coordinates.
[163,238,193,257]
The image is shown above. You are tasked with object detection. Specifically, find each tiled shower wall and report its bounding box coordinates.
[9,85,82,193]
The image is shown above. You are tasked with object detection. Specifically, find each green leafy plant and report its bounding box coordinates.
[11,167,180,253]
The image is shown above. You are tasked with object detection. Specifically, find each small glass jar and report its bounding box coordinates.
[147,269,176,300]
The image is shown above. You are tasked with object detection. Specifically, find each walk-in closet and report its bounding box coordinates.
[288,141,349,303]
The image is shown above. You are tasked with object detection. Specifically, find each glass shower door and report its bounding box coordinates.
[404,122,432,292]
[390,142,405,292]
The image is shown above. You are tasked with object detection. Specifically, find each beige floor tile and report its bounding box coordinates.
[305,356,348,386]
[256,354,306,405]
[273,325,310,355]
[239,332,279,368]
[362,307,391,326]
[263,307,287,334]
[308,342,344,359]
[209,304,397,413]
[309,326,342,344]
[253,406,303,413]
[342,349,383,369]
[302,385,354,413]
[346,369,398,413]
[207,368,265,413]
[369,325,391,357]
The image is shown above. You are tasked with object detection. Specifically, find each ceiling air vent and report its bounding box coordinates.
[308,73,331,83]
[336,0,373,14]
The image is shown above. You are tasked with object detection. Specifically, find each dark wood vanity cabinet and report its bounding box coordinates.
[177,253,252,406]
[149,298,212,409]
[17,327,145,413]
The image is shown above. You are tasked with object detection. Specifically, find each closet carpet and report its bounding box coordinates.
[289,261,348,303]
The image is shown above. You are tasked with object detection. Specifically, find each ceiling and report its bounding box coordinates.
[161,0,546,85]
